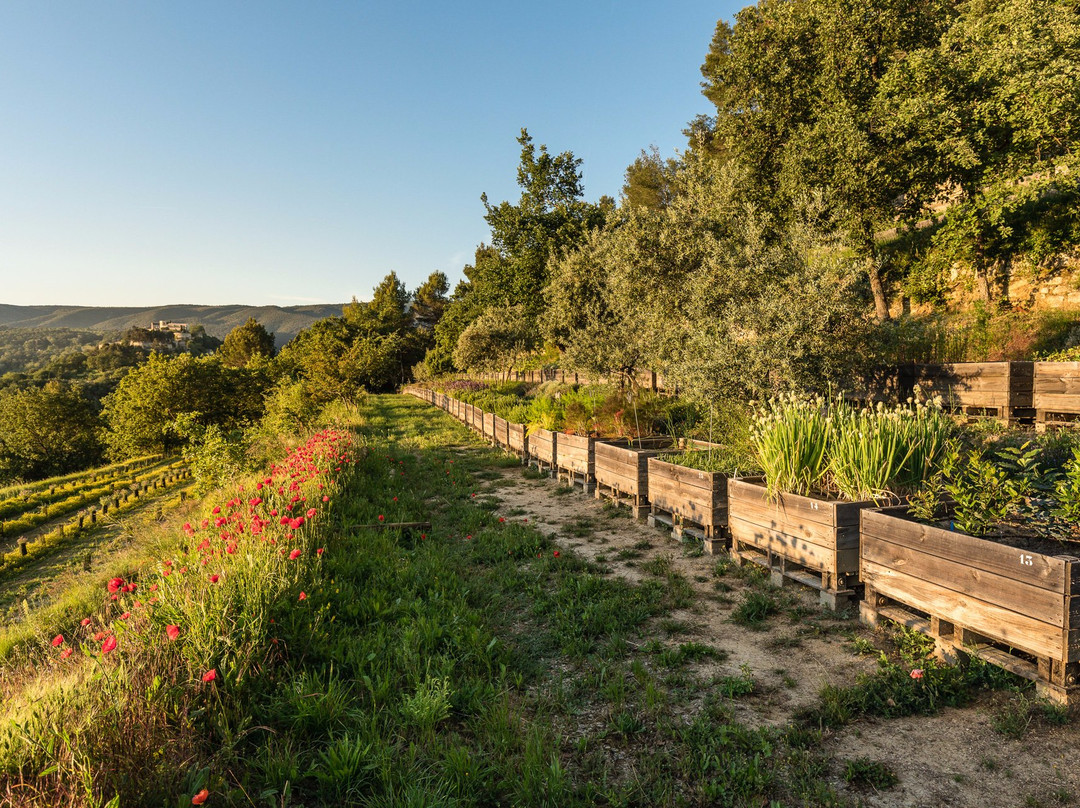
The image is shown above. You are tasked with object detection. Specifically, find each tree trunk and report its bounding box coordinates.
[861,223,891,322]
[866,253,891,322]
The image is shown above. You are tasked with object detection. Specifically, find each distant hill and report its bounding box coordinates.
[0,304,347,347]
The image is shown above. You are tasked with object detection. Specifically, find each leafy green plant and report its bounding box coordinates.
[752,394,832,497]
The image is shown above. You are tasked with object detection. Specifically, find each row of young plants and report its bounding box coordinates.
[0,464,193,579]
[0,428,356,806]
[0,458,186,542]
[0,454,164,517]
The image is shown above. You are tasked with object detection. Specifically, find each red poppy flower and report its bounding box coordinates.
[378,514,384,522]
[316,547,324,556]
[201,669,217,683]
[107,577,124,593]
[51,634,64,647]
[81,617,92,626]
[288,549,302,560]
[120,612,131,620]
[553,550,560,557]
[298,591,307,601]
[191,787,209,805]
[208,574,219,584]
[101,636,117,654]
[60,647,74,659]
[166,625,180,641]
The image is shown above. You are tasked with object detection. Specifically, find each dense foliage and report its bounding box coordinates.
[421,0,1080,394]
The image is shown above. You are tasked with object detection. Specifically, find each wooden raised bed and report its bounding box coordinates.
[482,411,495,442]
[556,433,596,493]
[591,437,672,519]
[646,458,729,554]
[727,478,883,609]
[529,428,557,476]
[901,361,1034,422]
[860,507,1080,705]
[492,415,510,448]
[469,405,484,433]
[507,422,528,460]
[1034,362,1080,429]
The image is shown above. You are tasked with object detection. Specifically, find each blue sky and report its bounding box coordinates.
[0,2,742,307]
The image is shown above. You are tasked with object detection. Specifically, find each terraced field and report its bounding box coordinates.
[0,456,194,638]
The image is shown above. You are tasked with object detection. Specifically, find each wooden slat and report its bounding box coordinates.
[649,459,725,496]
[530,429,556,464]
[729,478,849,527]
[730,517,856,575]
[861,535,1067,627]
[861,510,1067,592]
[732,494,861,549]
[861,559,1064,660]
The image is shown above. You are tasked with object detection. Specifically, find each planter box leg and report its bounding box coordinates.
[769,554,787,589]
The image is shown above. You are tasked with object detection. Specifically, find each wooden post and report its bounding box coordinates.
[18,539,27,556]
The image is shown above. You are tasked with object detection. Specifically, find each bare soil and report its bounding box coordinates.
[479,460,1080,808]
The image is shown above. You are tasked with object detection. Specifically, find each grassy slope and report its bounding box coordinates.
[0,395,1031,807]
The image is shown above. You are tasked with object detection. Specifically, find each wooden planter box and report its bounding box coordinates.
[860,507,1080,705]
[593,437,673,519]
[507,422,528,460]
[492,415,509,448]
[556,433,596,493]
[1034,362,1080,429]
[528,428,557,475]
[727,478,881,609]
[482,412,495,441]
[901,361,1034,422]
[646,457,729,553]
[469,405,484,433]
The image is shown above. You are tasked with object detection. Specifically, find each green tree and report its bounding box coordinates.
[877,0,1080,302]
[343,271,412,335]
[700,0,955,321]
[452,306,538,377]
[100,353,268,458]
[218,318,276,367]
[411,271,450,330]
[423,276,484,375]
[0,383,103,482]
[477,129,612,316]
[621,146,680,210]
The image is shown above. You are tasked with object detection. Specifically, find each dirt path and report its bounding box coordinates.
[477,460,1080,808]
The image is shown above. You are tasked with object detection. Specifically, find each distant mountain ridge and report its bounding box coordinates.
[0,303,347,347]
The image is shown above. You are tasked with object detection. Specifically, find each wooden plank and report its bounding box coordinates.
[730,517,856,575]
[862,559,1064,660]
[732,495,862,549]
[861,535,1067,627]
[647,475,727,527]
[649,459,725,495]
[729,478,847,528]
[861,509,1067,592]
[530,429,557,465]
